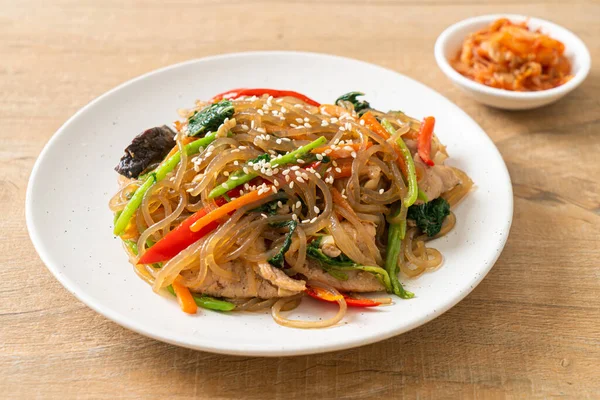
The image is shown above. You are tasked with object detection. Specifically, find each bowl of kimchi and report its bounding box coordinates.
[434,14,591,110]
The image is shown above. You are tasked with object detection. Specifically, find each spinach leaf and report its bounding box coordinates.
[306,238,393,290]
[306,238,355,267]
[407,197,450,237]
[248,153,271,164]
[306,238,354,280]
[267,220,298,268]
[188,100,234,137]
[335,92,371,116]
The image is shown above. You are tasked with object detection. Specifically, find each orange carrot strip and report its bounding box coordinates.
[172,277,198,314]
[189,188,272,232]
[331,158,353,179]
[360,112,408,178]
[331,187,358,219]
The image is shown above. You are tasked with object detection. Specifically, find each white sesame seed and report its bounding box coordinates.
[310,217,317,223]
[316,154,323,161]
[302,219,310,224]
[290,166,300,171]
[313,206,319,213]
[331,117,338,123]
[297,159,305,164]
[351,151,357,158]
[297,177,305,183]
[321,120,329,127]
[271,186,277,194]
[304,122,312,128]
[339,126,346,132]
[261,213,268,218]
[224,171,230,176]
[294,104,303,108]
[276,138,282,144]
[257,109,264,115]
[257,127,266,133]
[233,161,239,166]
[345,122,352,130]
[295,201,301,209]
[359,119,365,126]
[324,149,332,155]
[231,149,240,153]
[332,160,338,167]
[281,107,287,113]
[290,123,298,128]
[231,175,238,180]
[333,138,340,145]
[335,167,342,173]
[379,188,385,194]
[295,118,303,124]
[221,183,229,189]
[282,169,290,176]
[277,201,283,208]
[251,120,256,129]
[289,181,294,189]
[343,145,353,151]
[292,213,298,221]
[303,117,309,122]
[241,124,249,131]
[274,180,279,187]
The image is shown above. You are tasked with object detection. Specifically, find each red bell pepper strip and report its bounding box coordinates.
[211,88,321,107]
[305,285,382,307]
[417,116,436,167]
[138,185,248,265]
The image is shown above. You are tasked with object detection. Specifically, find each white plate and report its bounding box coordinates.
[26,51,513,356]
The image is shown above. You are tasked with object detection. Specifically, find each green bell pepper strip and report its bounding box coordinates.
[166,285,235,311]
[208,136,327,199]
[113,133,218,235]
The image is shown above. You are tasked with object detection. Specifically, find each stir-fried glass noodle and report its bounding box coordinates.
[110,88,473,328]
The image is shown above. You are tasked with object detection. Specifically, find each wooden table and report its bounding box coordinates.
[2,0,599,398]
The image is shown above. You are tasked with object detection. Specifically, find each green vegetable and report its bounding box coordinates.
[306,239,392,291]
[267,220,298,268]
[113,133,218,235]
[187,100,234,137]
[123,239,138,255]
[381,119,418,208]
[417,189,429,203]
[166,285,236,311]
[208,136,327,199]
[380,119,419,276]
[335,91,371,115]
[384,205,415,299]
[407,197,450,237]
[306,237,355,267]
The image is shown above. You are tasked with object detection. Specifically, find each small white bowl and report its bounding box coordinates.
[434,14,591,110]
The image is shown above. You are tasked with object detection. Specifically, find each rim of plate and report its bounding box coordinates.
[26,51,513,356]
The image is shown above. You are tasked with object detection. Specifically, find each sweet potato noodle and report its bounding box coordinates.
[451,18,572,91]
[109,91,473,329]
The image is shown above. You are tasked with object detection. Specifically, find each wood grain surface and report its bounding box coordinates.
[1,0,599,398]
